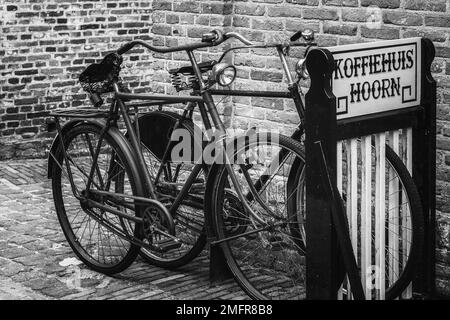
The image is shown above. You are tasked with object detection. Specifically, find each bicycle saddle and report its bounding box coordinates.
[79,52,123,94]
[168,60,216,75]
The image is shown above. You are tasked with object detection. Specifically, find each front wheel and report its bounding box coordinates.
[209,133,307,300]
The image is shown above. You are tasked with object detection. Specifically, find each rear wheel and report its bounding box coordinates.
[286,143,424,299]
[376,145,423,299]
[52,123,143,274]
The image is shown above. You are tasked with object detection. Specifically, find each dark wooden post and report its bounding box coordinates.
[304,48,340,299]
[412,38,436,298]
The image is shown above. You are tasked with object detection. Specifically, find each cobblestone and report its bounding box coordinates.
[0,159,246,300]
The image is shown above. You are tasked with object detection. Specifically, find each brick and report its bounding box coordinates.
[405,0,446,12]
[303,8,338,21]
[286,0,319,5]
[2,56,27,63]
[152,24,171,36]
[201,3,233,15]
[234,4,265,16]
[80,24,100,30]
[233,16,250,28]
[252,18,284,31]
[436,47,450,59]
[402,29,447,43]
[251,97,284,110]
[251,70,283,82]
[323,22,358,36]
[361,26,400,40]
[2,113,26,122]
[323,0,358,6]
[286,19,320,32]
[342,8,371,22]
[166,14,179,24]
[234,54,266,68]
[382,11,423,26]
[28,26,51,32]
[14,98,38,106]
[253,0,283,3]
[267,6,302,17]
[425,15,450,28]
[173,1,201,14]
[315,34,338,46]
[152,1,172,11]
[361,0,400,8]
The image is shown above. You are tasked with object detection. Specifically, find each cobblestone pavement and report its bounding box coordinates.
[0,159,248,300]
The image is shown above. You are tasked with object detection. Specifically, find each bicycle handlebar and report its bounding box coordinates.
[116,29,255,55]
[116,29,314,61]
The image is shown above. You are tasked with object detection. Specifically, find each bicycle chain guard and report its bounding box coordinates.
[142,200,180,253]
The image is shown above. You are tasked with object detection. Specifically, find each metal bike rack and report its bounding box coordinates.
[304,38,436,299]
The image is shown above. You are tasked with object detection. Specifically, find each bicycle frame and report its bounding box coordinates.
[116,40,311,229]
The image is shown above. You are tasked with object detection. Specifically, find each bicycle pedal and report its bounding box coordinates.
[150,238,182,253]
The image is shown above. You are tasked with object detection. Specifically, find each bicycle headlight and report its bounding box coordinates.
[295,58,309,80]
[212,63,236,86]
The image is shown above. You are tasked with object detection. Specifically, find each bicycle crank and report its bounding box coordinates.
[142,200,181,253]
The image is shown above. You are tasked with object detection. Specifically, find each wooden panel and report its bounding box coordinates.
[337,129,415,300]
[388,131,400,294]
[375,133,386,299]
[361,135,372,299]
[405,128,413,298]
[337,141,344,300]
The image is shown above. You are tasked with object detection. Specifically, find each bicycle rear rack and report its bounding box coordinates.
[49,108,110,119]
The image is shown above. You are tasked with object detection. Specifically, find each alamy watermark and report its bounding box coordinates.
[168,127,281,169]
[366,5,383,30]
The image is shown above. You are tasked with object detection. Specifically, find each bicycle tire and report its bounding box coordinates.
[383,145,424,299]
[52,123,144,274]
[210,133,307,300]
[287,143,424,300]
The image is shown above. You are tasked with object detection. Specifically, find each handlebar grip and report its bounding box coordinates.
[201,32,217,43]
[117,42,135,55]
[290,30,303,42]
[201,30,224,45]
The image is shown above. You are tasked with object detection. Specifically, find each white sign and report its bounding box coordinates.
[327,38,422,120]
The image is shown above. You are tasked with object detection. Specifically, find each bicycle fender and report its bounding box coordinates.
[47,119,123,179]
[127,110,203,161]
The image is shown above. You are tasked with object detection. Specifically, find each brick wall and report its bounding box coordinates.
[1,0,450,297]
[0,0,154,157]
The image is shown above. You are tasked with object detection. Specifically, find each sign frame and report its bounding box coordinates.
[326,38,422,121]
